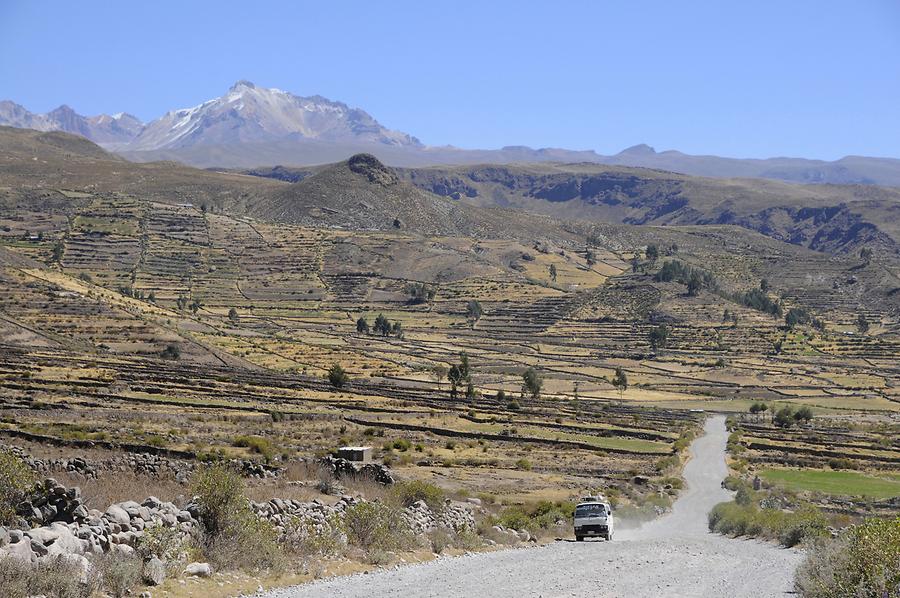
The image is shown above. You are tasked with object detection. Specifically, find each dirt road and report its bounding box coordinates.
[263,416,803,598]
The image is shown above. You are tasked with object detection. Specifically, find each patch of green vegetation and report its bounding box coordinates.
[759,468,900,500]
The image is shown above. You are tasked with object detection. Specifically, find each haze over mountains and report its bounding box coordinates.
[3,80,900,187]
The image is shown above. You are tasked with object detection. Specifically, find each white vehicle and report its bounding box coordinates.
[574,497,614,541]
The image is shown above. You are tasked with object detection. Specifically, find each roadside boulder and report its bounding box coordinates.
[183,562,213,577]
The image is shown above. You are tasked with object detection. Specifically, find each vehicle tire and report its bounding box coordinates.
[604,533,611,541]
[575,535,584,542]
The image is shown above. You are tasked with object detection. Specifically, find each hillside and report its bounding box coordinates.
[241,161,900,259]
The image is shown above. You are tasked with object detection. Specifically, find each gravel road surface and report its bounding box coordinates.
[263,416,803,598]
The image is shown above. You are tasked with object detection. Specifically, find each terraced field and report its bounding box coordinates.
[1,138,898,521]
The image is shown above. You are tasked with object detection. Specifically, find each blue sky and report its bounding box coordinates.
[1,0,898,159]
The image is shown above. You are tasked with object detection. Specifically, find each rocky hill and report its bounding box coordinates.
[243,161,900,259]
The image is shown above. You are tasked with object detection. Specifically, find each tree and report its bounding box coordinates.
[429,363,448,386]
[648,324,669,354]
[356,317,370,334]
[611,367,628,400]
[190,299,202,314]
[51,239,65,264]
[749,402,768,421]
[760,278,770,292]
[374,313,391,336]
[327,363,349,389]
[391,321,403,338]
[406,282,435,305]
[773,406,795,428]
[631,255,642,273]
[447,352,471,400]
[522,367,542,400]
[856,314,869,334]
[794,406,814,424]
[687,273,702,297]
[465,381,476,401]
[646,244,659,264]
[585,248,596,266]
[549,264,557,282]
[466,300,483,322]
[228,307,238,321]
[160,344,181,360]
[785,308,810,329]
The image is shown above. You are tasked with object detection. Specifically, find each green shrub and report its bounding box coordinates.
[191,464,284,572]
[232,435,276,462]
[494,501,573,535]
[392,439,411,452]
[709,501,829,548]
[0,449,35,525]
[341,501,413,552]
[795,516,900,598]
[391,480,446,512]
[515,458,532,471]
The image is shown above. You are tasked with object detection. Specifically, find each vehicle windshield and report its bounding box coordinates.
[575,504,606,517]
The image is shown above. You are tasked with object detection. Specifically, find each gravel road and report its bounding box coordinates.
[263,416,803,598]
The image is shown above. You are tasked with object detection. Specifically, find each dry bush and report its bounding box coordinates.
[0,555,97,598]
[795,516,900,598]
[94,550,142,598]
[282,515,346,559]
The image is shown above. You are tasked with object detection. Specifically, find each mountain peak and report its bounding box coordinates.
[230,79,256,92]
[619,144,656,155]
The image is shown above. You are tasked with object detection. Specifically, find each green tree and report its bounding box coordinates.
[373,313,391,336]
[356,316,370,334]
[794,406,814,424]
[687,273,702,296]
[522,367,542,400]
[549,264,557,282]
[856,313,869,334]
[760,278,770,292]
[649,324,669,354]
[749,402,768,421]
[466,299,483,322]
[328,363,349,388]
[447,352,470,400]
[228,307,238,321]
[160,344,181,360]
[646,244,659,263]
[51,239,65,264]
[611,367,628,400]
[774,406,795,428]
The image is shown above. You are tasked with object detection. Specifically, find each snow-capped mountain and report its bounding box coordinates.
[128,80,421,151]
[0,101,143,145]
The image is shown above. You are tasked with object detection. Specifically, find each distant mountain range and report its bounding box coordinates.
[3,81,900,186]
